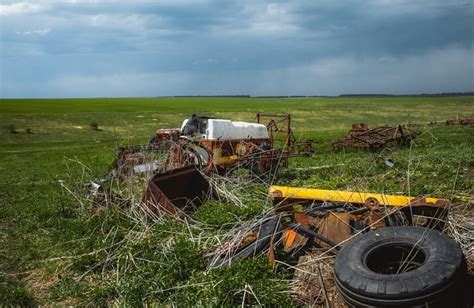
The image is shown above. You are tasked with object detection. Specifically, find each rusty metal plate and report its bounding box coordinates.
[141,165,217,218]
[317,213,351,246]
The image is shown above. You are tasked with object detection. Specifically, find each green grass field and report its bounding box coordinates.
[1,96,473,305]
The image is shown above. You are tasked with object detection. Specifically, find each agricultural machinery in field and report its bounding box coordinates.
[111,113,313,217]
[101,112,473,307]
[332,123,418,151]
[151,114,313,174]
[114,113,313,179]
[159,114,278,174]
[446,117,474,126]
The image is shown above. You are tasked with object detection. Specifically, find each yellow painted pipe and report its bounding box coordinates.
[269,186,448,207]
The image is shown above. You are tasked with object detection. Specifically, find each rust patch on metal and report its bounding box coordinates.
[317,213,351,246]
[141,165,217,218]
[364,197,380,209]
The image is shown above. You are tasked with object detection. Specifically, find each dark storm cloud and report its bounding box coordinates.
[0,0,472,97]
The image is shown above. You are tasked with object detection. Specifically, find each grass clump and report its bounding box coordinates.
[49,276,89,302]
[87,283,117,305]
[114,235,207,304]
[192,200,263,230]
[0,274,36,306]
[173,257,294,307]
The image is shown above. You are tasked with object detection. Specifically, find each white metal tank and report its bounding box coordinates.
[180,117,269,140]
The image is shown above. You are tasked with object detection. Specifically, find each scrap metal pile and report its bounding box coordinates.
[332,123,419,151]
[204,185,471,307]
[446,117,474,126]
[127,114,314,220]
[208,185,451,267]
[114,113,313,178]
[105,114,471,307]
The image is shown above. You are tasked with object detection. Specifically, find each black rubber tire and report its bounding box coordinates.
[334,226,467,307]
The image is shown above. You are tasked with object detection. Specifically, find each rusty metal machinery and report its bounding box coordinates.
[270,185,450,231]
[160,138,280,175]
[113,145,161,180]
[272,185,450,254]
[255,113,313,167]
[114,114,314,181]
[156,114,314,175]
[255,113,294,148]
[446,117,474,125]
[255,113,313,153]
[332,124,418,151]
[347,123,369,136]
[209,185,450,267]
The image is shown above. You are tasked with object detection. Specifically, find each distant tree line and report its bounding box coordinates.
[338,92,474,97]
[152,92,473,98]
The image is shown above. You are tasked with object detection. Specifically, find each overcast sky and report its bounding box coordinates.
[0,0,473,98]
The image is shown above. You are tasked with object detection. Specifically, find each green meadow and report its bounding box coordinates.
[0,96,473,305]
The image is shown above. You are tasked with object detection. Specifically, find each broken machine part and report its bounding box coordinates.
[141,165,218,219]
[332,124,419,151]
[446,117,474,126]
[209,185,450,268]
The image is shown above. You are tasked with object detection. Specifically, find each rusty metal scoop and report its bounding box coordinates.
[141,165,217,217]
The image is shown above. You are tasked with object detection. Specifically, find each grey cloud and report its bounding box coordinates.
[1,0,473,97]
[3,44,470,98]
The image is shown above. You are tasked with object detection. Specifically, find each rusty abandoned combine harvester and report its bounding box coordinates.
[332,123,418,151]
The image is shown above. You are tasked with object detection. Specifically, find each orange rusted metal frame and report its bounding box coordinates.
[255,113,294,149]
[163,137,281,174]
[255,113,316,167]
[198,138,271,172]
